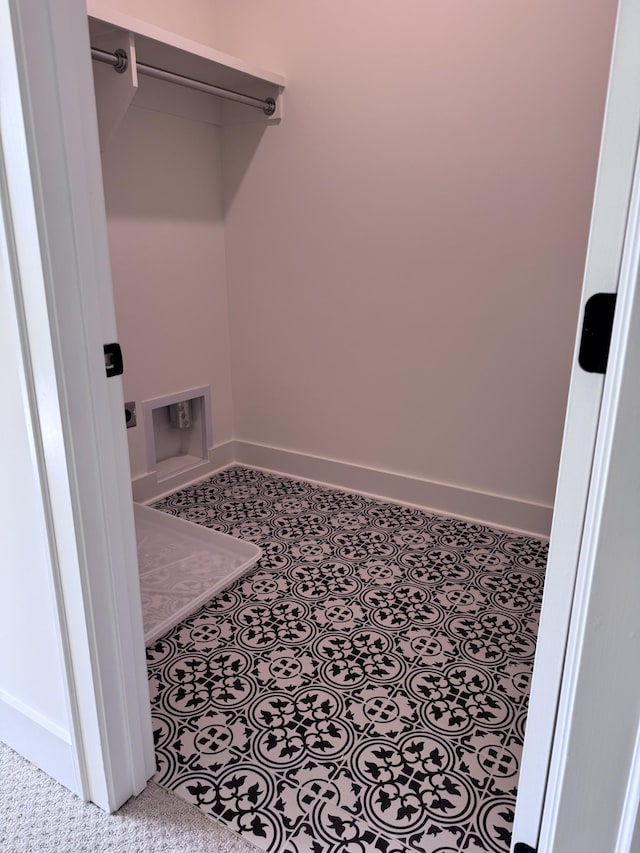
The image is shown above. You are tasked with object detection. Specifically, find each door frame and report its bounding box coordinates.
[512,0,640,847]
[3,0,154,810]
[538,97,640,850]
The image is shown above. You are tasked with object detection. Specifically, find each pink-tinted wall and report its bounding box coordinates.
[95,0,618,526]
[101,102,234,480]
[93,0,218,44]
[216,0,617,510]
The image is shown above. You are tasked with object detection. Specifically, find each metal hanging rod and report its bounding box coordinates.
[91,46,277,116]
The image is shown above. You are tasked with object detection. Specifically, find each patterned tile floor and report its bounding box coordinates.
[147,467,547,853]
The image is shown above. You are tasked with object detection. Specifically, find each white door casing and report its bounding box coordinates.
[537,84,640,852]
[3,0,154,810]
[512,0,640,848]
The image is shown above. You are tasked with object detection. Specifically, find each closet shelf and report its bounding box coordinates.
[87,2,285,126]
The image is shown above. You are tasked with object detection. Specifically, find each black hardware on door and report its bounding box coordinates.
[513,844,536,853]
[578,292,617,374]
[103,342,124,378]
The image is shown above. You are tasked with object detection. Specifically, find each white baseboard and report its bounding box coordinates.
[233,441,553,539]
[130,439,552,538]
[131,442,235,504]
[0,695,78,796]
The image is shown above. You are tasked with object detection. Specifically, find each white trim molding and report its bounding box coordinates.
[233,441,552,539]
[537,12,640,843]
[5,0,155,811]
[616,719,640,853]
[512,0,640,845]
[132,439,552,537]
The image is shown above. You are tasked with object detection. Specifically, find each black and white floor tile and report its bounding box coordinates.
[147,467,547,853]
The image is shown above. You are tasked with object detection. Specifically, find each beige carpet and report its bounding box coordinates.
[0,741,259,852]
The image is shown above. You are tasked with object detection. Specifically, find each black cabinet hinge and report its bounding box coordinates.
[578,292,617,374]
[103,342,124,378]
[514,844,537,853]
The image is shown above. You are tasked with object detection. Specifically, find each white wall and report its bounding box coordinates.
[214,0,617,515]
[100,83,234,479]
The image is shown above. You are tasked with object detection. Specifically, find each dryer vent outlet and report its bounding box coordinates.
[124,401,136,428]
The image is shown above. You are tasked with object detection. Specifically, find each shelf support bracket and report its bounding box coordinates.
[91,31,138,150]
